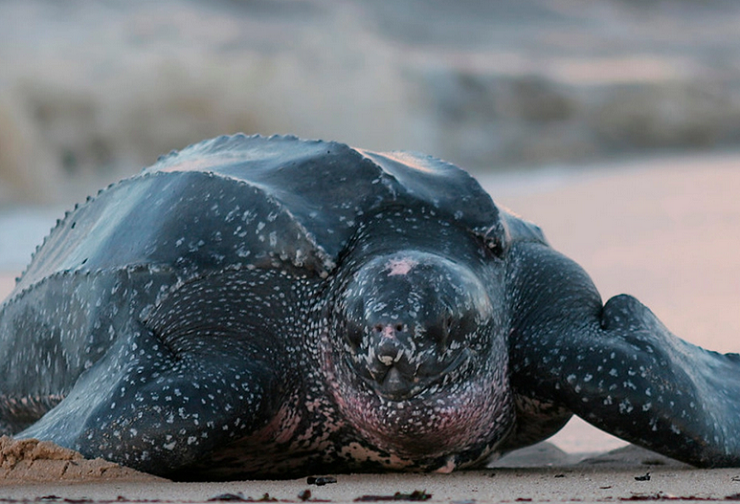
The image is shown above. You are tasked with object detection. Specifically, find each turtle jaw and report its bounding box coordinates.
[323,316,513,461]
[326,340,513,462]
[363,363,421,401]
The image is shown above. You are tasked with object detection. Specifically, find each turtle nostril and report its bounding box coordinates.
[395,323,404,332]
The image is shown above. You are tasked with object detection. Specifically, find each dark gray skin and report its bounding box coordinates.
[1,134,739,480]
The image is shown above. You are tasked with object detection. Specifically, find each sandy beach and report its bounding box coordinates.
[2,0,740,499]
[2,464,740,503]
[1,442,740,502]
[1,153,739,500]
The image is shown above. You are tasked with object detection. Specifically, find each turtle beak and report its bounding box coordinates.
[363,323,421,400]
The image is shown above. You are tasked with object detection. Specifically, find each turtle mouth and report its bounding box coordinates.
[348,347,475,401]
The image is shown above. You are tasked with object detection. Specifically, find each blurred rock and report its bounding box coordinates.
[0,93,58,205]
[412,71,595,168]
[592,81,740,150]
[2,0,740,205]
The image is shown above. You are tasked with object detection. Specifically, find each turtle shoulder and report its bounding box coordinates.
[499,207,549,248]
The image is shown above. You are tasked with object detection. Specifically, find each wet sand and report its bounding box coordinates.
[487,151,740,354]
[1,153,740,500]
[2,465,740,503]
[0,274,12,300]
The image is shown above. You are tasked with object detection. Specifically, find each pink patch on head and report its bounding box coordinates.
[382,325,396,339]
[386,258,418,276]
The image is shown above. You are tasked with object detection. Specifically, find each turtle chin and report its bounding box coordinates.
[329,333,503,460]
[330,350,510,461]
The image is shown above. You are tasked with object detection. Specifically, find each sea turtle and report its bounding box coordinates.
[1,134,739,480]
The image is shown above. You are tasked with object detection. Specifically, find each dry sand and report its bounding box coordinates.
[0,436,163,484]
[1,154,740,500]
[2,466,740,503]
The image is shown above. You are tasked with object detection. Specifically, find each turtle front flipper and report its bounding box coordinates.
[17,270,298,478]
[584,294,740,466]
[508,241,740,467]
[17,319,285,477]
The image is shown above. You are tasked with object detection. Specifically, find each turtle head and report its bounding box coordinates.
[323,248,514,467]
[325,250,513,465]
[336,251,493,401]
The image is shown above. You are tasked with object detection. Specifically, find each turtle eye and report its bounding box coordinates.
[428,313,454,352]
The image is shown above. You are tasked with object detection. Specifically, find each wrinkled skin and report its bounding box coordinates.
[1,134,739,480]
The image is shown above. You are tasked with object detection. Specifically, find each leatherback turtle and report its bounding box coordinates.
[1,134,739,480]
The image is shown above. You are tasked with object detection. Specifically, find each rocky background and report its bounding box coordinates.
[1,0,740,206]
